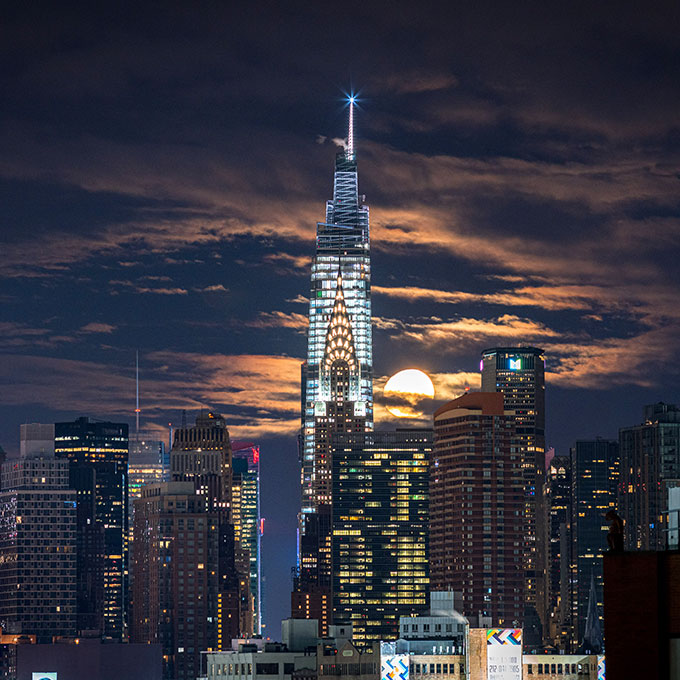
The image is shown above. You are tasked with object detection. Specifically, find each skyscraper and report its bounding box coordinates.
[0,454,76,642]
[300,99,372,511]
[132,482,222,680]
[294,100,372,634]
[480,347,546,641]
[128,432,168,547]
[619,402,680,551]
[171,411,232,515]
[431,392,524,628]
[570,438,619,649]
[544,455,573,649]
[331,429,431,641]
[170,411,249,638]
[231,441,263,634]
[54,416,128,639]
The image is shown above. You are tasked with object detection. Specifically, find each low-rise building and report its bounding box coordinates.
[522,655,601,679]
[201,643,317,680]
[399,592,467,655]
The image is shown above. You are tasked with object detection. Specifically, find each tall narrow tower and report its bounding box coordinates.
[480,346,547,645]
[301,98,372,511]
[294,99,373,635]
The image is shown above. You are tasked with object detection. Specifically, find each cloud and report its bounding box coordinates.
[0,351,303,438]
[0,322,75,349]
[395,314,560,347]
[373,369,480,425]
[135,286,188,295]
[373,284,611,312]
[286,294,309,305]
[263,253,311,274]
[376,72,459,95]
[79,322,116,334]
[197,284,228,293]
[246,312,308,332]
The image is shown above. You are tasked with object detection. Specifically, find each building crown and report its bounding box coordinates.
[323,274,357,373]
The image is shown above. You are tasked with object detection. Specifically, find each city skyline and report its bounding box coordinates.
[2,1,679,637]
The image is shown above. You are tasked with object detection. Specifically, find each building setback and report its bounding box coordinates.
[480,347,547,643]
[0,456,76,642]
[54,416,128,639]
[431,392,524,628]
[619,402,680,551]
[331,429,431,642]
[570,438,619,649]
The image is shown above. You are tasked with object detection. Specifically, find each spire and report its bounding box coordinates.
[347,95,355,156]
[135,350,140,439]
[581,571,603,654]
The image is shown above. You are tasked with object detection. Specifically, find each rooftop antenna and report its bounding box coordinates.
[134,350,141,440]
[347,94,355,155]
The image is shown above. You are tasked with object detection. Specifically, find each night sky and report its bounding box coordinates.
[2,2,679,636]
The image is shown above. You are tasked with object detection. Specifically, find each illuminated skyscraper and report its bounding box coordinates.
[544,455,573,649]
[480,347,546,642]
[431,393,524,629]
[54,416,128,639]
[170,411,250,638]
[294,100,372,635]
[132,482,221,680]
[171,411,232,515]
[619,402,680,551]
[300,99,373,514]
[128,432,168,540]
[231,441,263,634]
[331,429,431,641]
[0,454,76,642]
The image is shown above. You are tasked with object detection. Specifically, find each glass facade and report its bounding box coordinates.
[570,438,619,648]
[545,456,573,649]
[301,103,373,516]
[619,402,680,551]
[0,457,76,642]
[232,441,262,634]
[54,416,129,639]
[331,430,431,641]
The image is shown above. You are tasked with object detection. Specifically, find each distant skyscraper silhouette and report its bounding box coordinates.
[570,438,619,649]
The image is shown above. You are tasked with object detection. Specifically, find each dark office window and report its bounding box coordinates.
[256,664,279,675]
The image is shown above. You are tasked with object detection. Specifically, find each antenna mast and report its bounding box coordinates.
[135,350,140,439]
[347,95,355,155]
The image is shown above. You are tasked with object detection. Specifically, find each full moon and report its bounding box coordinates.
[384,369,435,418]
